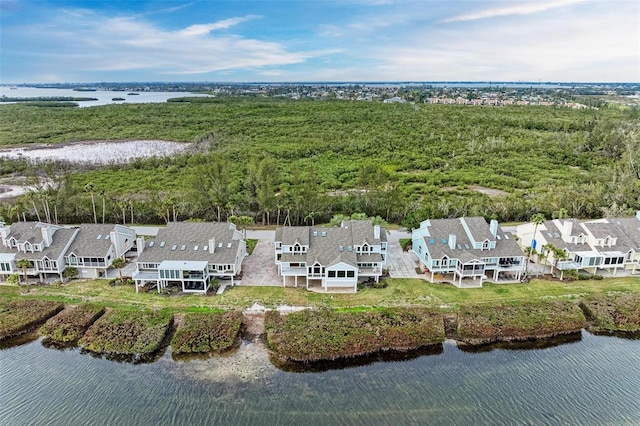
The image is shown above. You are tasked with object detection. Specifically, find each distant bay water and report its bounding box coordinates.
[0,87,212,107]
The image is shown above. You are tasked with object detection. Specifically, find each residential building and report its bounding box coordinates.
[274,220,387,292]
[412,217,525,287]
[0,221,78,282]
[64,224,136,279]
[516,212,640,276]
[133,222,246,294]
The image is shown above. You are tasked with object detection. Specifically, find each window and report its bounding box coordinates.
[347,271,355,278]
[149,241,155,247]
[171,245,177,251]
[160,242,166,247]
[97,235,102,240]
[337,271,346,278]
[328,271,336,278]
[181,245,186,251]
[227,242,232,248]
[194,245,199,251]
[203,245,208,251]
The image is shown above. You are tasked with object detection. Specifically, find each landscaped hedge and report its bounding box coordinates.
[456,301,586,345]
[39,303,105,342]
[79,308,172,356]
[0,298,64,340]
[579,293,640,333]
[265,307,445,362]
[171,311,242,354]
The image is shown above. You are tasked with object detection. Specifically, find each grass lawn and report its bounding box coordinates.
[0,276,637,311]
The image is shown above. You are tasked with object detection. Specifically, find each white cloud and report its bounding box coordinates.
[178,15,261,37]
[365,3,639,81]
[18,12,313,77]
[444,0,588,23]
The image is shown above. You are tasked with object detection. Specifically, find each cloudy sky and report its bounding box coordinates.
[1,0,638,83]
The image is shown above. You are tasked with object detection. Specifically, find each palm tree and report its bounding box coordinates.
[15,258,32,293]
[84,183,97,224]
[99,190,106,224]
[542,243,555,274]
[525,213,546,275]
[25,190,41,222]
[553,248,569,280]
[111,257,125,283]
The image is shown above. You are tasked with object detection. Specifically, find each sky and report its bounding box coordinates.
[1,0,638,83]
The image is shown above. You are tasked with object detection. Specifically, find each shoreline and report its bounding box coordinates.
[2,294,638,367]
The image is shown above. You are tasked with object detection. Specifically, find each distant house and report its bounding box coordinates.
[0,221,78,282]
[383,97,407,104]
[64,224,136,279]
[133,222,246,294]
[412,217,525,287]
[516,212,640,276]
[274,220,387,292]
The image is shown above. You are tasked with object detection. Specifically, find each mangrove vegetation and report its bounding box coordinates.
[0,98,638,226]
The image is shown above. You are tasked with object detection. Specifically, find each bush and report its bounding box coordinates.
[80,308,172,355]
[171,311,242,354]
[0,299,64,339]
[265,307,444,362]
[456,301,586,345]
[39,303,105,342]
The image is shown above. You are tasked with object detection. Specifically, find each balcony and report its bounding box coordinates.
[281,267,306,276]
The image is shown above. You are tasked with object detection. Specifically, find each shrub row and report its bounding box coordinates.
[171,311,242,354]
[79,308,173,356]
[265,307,445,362]
[456,301,587,345]
[579,293,640,333]
[0,298,64,340]
[39,303,105,343]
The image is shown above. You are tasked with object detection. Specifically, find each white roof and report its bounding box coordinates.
[0,252,15,262]
[159,260,208,270]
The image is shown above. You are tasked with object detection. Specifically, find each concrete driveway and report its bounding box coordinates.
[236,230,280,286]
[385,230,423,279]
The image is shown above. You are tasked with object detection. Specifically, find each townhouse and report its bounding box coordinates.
[274,220,387,292]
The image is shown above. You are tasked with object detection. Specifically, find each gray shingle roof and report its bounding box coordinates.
[137,222,241,265]
[66,224,118,257]
[421,217,523,262]
[276,220,387,268]
[0,222,76,261]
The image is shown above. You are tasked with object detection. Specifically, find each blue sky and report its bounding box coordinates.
[1,0,638,83]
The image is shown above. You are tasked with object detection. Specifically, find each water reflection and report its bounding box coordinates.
[272,344,444,373]
[457,332,583,353]
[0,331,38,350]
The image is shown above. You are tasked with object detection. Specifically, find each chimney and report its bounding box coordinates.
[489,219,498,237]
[41,226,53,247]
[136,236,145,254]
[209,238,215,254]
[0,222,10,241]
[374,225,380,239]
[636,210,640,221]
[563,220,573,236]
[448,234,456,250]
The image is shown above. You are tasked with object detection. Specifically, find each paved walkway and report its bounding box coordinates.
[385,230,423,279]
[236,231,280,286]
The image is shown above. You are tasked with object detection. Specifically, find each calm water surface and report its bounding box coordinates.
[1,331,639,425]
[0,87,211,107]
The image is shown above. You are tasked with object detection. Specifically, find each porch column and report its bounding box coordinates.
[294,275,298,288]
[430,271,435,283]
[282,275,286,287]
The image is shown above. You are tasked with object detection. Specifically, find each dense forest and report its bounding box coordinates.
[0,97,638,227]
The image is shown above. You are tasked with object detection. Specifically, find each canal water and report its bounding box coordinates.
[1,331,638,425]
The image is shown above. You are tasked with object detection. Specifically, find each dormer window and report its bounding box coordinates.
[482,240,490,250]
